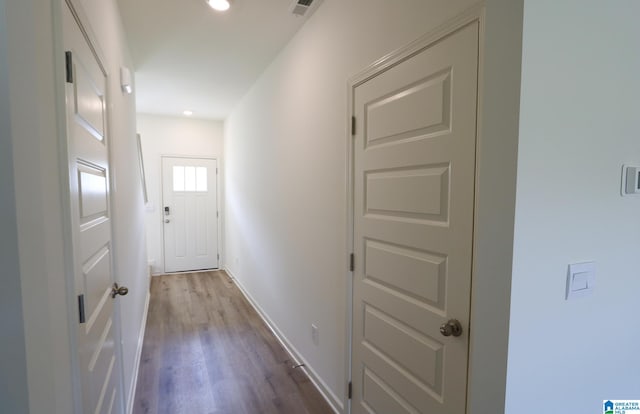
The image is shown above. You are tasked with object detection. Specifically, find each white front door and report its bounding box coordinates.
[63,4,124,414]
[162,157,219,272]
[351,21,479,413]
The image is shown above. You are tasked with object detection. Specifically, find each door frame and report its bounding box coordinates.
[344,5,485,413]
[53,0,127,412]
[159,155,221,274]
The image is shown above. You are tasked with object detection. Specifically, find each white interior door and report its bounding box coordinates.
[63,4,124,414]
[351,22,479,414]
[162,157,219,272]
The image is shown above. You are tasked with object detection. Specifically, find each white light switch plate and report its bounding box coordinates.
[566,261,595,300]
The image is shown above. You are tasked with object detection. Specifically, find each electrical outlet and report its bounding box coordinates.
[311,324,319,346]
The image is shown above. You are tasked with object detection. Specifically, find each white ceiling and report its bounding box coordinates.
[117,0,314,120]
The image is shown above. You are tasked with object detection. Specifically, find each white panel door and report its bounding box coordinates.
[351,22,479,414]
[162,157,219,272]
[63,4,124,414]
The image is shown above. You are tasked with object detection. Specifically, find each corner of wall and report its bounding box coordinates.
[4,0,78,412]
[466,0,524,412]
[0,2,30,410]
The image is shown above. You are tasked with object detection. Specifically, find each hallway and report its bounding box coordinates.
[133,271,333,414]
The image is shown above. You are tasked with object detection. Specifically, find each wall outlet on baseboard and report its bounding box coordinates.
[311,324,319,346]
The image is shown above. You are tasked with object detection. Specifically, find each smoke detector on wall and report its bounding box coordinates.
[290,0,322,17]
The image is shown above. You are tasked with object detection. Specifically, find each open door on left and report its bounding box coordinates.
[63,3,126,413]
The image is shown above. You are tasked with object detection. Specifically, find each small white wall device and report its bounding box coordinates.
[621,165,640,196]
[566,261,595,300]
[120,66,133,94]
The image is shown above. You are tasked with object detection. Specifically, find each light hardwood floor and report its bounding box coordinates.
[133,271,334,414]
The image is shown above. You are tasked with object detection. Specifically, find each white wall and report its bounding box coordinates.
[506,1,640,412]
[223,1,521,411]
[0,0,148,412]
[137,113,224,275]
[3,1,78,412]
[0,1,30,411]
[467,1,523,412]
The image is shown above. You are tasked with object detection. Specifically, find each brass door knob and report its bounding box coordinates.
[440,319,463,337]
[111,283,129,299]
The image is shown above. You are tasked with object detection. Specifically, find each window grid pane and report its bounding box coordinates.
[196,167,207,192]
[185,166,196,191]
[173,166,184,191]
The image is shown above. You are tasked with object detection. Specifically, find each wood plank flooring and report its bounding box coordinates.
[133,271,334,414]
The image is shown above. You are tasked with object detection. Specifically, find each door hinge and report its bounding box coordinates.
[216,211,219,218]
[348,381,352,399]
[349,253,354,272]
[216,167,218,174]
[65,51,74,83]
[217,253,220,260]
[351,116,356,135]
[78,294,86,324]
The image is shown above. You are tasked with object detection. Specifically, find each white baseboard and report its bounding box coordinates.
[223,266,344,414]
[126,290,151,414]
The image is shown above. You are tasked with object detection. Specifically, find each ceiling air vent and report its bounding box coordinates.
[290,0,319,17]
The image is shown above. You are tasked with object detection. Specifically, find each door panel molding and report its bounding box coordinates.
[61,1,125,412]
[345,5,485,413]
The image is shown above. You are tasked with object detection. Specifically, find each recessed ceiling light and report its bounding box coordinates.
[183,110,193,116]
[206,0,230,11]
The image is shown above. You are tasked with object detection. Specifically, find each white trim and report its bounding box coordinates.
[345,4,485,414]
[224,267,343,414]
[343,78,354,414]
[126,290,150,414]
[152,268,217,276]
